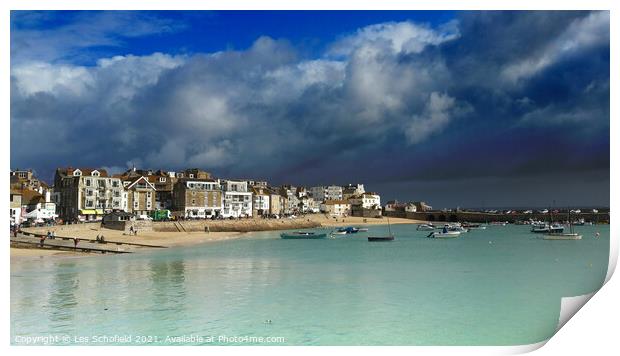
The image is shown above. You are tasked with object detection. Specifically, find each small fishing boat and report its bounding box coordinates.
[331,231,348,236]
[447,224,469,233]
[368,217,394,242]
[462,222,486,230]
[428,231,461,239]
[416,223,435,231]
[337,226,360,234]
[368,236,394,241]
[543,233,582,240]
[531,223,564,233]
[542,209,582,240]
[280,231,327,239]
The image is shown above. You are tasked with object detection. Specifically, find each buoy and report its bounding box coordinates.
[488,241,492,244]
[265,319,272,324]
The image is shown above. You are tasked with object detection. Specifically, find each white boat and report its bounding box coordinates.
[448,225,468,233]
[531,223,564,233]
[429,231,461,239]
[489,221,508,226]
[417,224,435,231]
[543,233,582,240]
[331,231,348,235]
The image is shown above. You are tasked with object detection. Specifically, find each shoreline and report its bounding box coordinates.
[11,215,422,259]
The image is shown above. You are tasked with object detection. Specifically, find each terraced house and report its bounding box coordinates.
[54,168,123,222]
[121,176,156,216]
[173,178,222,218]
[221,180,252,218]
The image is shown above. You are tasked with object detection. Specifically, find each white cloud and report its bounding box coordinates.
[329,20,459,57]
[501,11,609,84]
[405,92,469,144]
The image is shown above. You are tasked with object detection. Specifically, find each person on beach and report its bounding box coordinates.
[100,235,105,243]
[73,238,79,250]
[96,235,100,242]
[40,235,46,247]
[129,226,134,235]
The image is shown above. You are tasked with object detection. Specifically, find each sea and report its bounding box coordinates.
[10,224,609,346]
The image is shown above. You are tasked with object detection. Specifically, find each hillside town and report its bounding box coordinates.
[9,167,428,226]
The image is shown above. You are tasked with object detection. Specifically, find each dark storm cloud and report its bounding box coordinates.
[10,11,609,206]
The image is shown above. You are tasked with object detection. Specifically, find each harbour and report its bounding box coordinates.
[11,223,609,346]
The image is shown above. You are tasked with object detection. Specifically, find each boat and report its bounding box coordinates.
[368,236,395,241]
[280,231,327,239]
[572,218,586,226]
[489,221,508,226]
[416,223,435,231]
[543,233,582,240]
[336,226,359,234]
[428,231,461,239]
[542,209,582,240]
[531,223,564,233]
[447,224,469,233]
[368,217,394,242]
[330,231,348,236]
[356,228,369,232]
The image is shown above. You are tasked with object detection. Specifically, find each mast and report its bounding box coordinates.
[568,208,573,234]
[387,216,392,236]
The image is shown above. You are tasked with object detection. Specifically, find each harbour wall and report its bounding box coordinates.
[151,218,321,233]
[384,211,610,223]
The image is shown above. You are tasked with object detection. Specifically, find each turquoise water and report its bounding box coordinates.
[11,224,609,346]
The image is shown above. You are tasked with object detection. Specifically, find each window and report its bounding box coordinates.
[92,171,100,177]
[112,181,119,188]
[191,199,196,205]
[159,177,166,183]
[85,200,94,208]
[85,179,92,187]
[189,174,194,178]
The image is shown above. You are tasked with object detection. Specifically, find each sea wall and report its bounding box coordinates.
[152,218,321,233]
[384,210,610,223]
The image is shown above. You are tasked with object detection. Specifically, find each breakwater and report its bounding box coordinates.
[385,210,610,223]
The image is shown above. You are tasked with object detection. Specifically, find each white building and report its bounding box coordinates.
[349,192,381,210]
[320,200,351,217]
[299,196,320,213]
[252,186,270,216]
[405,202,417,213]
[221,180,253,218]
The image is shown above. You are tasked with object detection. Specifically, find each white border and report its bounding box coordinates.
[3,1,617,356]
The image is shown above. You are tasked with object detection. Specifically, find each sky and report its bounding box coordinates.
[10,11,610,208]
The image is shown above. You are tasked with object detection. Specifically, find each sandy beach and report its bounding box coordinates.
[12,215,422,258]
[306,214,423,227]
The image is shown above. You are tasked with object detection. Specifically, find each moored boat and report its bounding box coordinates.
[368,236,394,241]
[531,223,564,233]
[428,231,461,239]
[543,233,582,240]
[280,231,327,239]
[417,223,435,231]
[368,217,394,242]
